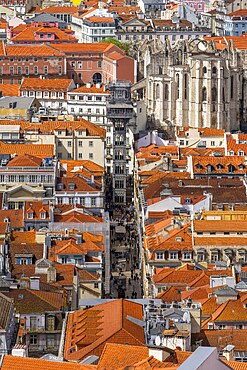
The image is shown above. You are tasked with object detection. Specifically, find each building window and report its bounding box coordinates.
[156,84,160,99]
[89,141,93,147]
[27,212,33,219]
[78,141,82,147]
[231,75,234,99]
[47,316,55,331]
[34,66,38,75]
[203,66,207,74]
[44,66,48,75]
[184,73,188,99]
[25,67,29,75]
[68,141,72,147]
[29,334,38,345]
[156,252,164,260]
[78,153,82,159]
[169,252,178,260]
[89,153,93,159]
[40,212,46,219]
[212,66,217,77]
[176,73,180,99]
[202,87,207,102]
[91,198,96,206]
[94,282,99,289]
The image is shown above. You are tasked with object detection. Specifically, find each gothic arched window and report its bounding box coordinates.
[176,74,180,100]
[156,84,160,99]
[212,87,217,102]
[202,87,207,102]
[165,84,169,100]
[184,74,188,100]
[212,66,217,77]
[203,66,207,74]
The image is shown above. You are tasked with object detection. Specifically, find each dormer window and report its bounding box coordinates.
[228,164,234,173]
[239,151,244,156]
[206,164,213,173]
[68,183,76,190]
[27,212,33,219]
[57,183,64,190]
[40,212,46,219]
[239,164,244,170]
[216,163,223,170]
[176,236,183,242]
[229,150,234,156]
[195,163,202,169]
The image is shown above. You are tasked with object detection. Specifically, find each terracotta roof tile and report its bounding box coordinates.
[3,43,64,56]
[21,77,74,91]
[0,84,20,96]
[98,343,149,369]
[64,299,145,362]
[1,355,93,370]
[194,220,247,232]
[0,142,54,158]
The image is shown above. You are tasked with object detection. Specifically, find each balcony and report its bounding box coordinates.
[27,326,61,333]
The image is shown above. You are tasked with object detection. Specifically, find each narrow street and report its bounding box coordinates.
[106,178,143,299]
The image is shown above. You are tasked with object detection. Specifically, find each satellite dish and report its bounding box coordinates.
[155,336,161,346]
[182,311,191,324]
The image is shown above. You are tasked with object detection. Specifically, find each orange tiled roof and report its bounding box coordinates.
[98,343,149,369]
[86,16,114,23]
[7,154,42,167]
[11,25,77,42]
[0,141,54,158]
[3,43,65,56]
[11,230,36,243]
[24,201,50,221]
[37,5,78,13]
[24,120,106,138]
[157,286,185,303]
[70,84,108,94]
[148,225,193,252]
[204,34,247,51]
[192,155,247,174]
[56,175,100,192]
[21,77,73,91]
[194,219,247,232]
[51,42,115,54]
[0,84,20,96]
[0,209,23,229]
[64,299,145,362]
[1,355,93,370]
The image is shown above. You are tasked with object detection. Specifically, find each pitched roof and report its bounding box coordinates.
[64,299,145,362]
[24,119,106,138]
[7,154,42,167]
[194,220,247,232]
[11,25,77,42]
[0,141,54,158]
[0,209,23,229]
[3,289,64,314]
[37,5,78,13]
[20,77,74,91]
[0,84,20,96]
[3,42,64,56]
[98,343,149,369]
[1,355,93,370]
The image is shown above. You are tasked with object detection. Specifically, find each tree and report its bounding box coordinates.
[100,38,129,54]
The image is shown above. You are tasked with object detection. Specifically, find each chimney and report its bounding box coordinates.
[148,346,171,362]
[47,266,56,283]
[222,345,235,361]
[29,276,40,291]
[11,344,28,358]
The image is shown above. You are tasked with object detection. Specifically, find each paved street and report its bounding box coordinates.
[109,207,143,299]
